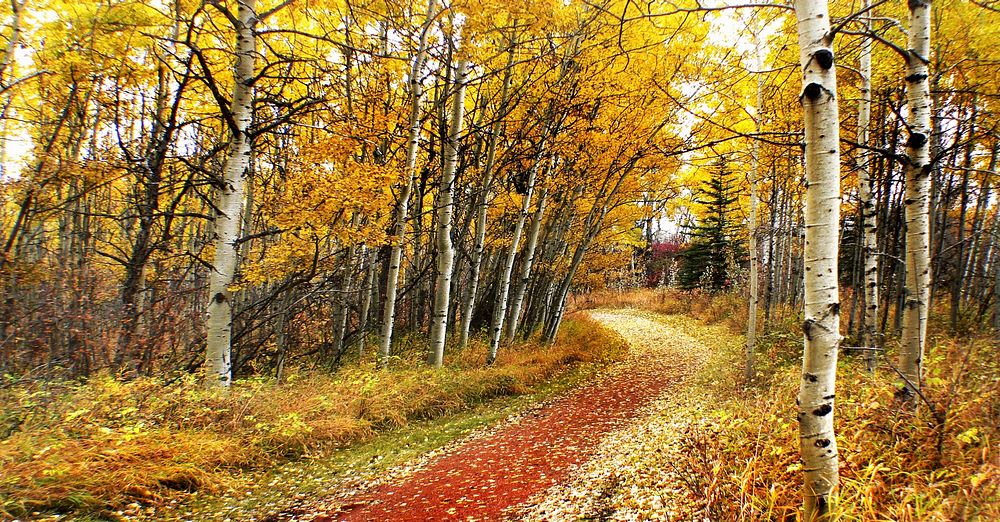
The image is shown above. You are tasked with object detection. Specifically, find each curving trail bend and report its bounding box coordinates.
[278,310,707,522]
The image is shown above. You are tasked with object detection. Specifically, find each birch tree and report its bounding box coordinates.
[488,151,540,364]
[506,185,549,341]
[792,0,842,514]
[745,28,764,385]
[487,31,581,363]
[458,39,516,349]
[899,0,933,401]
[857,0,878,371]
[378,0,438,368]
[428,55,467,368]
[205,0,257,387]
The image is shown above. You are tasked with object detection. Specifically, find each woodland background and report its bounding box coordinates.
[0,0,998,519]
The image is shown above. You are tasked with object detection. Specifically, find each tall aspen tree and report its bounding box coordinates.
[489,32,580,362]
[358,249,377,357]
[506,186,549,341]
[857,0,878,370]
[488,152,540,364]
[746,26,764,385]
[205,0,257,387]
[429,56,467,367]
[378,0,438,368]
[899,0,933,400]
[458,39,516,348]
[792,0,842,514]
[543,165,632,343]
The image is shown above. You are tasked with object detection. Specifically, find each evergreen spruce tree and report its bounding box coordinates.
[677,159,746,291]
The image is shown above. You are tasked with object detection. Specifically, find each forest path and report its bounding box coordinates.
[280,309,709,522]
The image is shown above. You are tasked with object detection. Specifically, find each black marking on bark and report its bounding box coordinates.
[803,319,817,340]
[823,394,836,400]
[803,82,823,101]
[906,132,928,149]
[815,438,832,448]
[908,0,927,10]
[814,49,834,70]
[831,302,840,315]
[213,292,226,303]
[804,372,819,383]
[905,72,928,83]
[813,404,833,416]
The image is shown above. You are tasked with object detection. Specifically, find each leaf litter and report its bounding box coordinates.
[283,309,714,521]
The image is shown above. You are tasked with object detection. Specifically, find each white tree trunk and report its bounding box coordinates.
[205,0,257,388]
[458,41,516,348]
[792,0,841,514]
[488,154,541,364]
[506,187,548,341]
[899,0,933,400]
[746,33,763,385]
[428,56,467,368]
[746,148,759,383]
[0,0,25,91]
[358,249,376,358]
[858,0,879,371]
[331,245,356,361]
[543,168,630,343]
[378,0,437,368]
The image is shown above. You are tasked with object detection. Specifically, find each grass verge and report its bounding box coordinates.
[0,315,627,520]
[573,290,999,520]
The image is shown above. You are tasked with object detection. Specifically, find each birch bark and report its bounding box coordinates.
[378,0,437,368]
[746,32,763,385]
[857,0,879,371]
[899,0,933,400]
[205,0,257,387]
[458,40,516,348]
[429,56,467,367]
[506,186,549,341]
[792,0,842,514]
[488,155,540,364]
[358,249,376,357]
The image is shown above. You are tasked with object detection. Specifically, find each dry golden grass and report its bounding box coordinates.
[0,315,626,518]
[571,287,749,331]
[575,288,999,520]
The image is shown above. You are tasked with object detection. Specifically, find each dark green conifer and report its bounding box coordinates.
[677,158,746,291]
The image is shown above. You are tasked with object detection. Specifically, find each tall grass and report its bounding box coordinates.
[575,288,999,520]
[0,315,626,518]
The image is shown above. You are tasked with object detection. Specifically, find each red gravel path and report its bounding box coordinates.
[301,352,673,521]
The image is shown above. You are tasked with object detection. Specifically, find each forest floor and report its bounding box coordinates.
[269,309,715,521]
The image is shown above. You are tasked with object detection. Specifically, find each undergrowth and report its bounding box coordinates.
[576,289,999,520]
[0,315,626,519]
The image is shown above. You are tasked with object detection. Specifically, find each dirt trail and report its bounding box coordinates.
[279,310,706,522]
